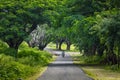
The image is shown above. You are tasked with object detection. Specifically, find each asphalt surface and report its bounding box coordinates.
[37,51,93,80]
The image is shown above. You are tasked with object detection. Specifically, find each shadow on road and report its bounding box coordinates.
[49,63,76,67]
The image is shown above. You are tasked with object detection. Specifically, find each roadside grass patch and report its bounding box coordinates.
[72,54,120,80]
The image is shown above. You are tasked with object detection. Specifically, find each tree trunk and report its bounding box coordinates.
[59,42,62,50]
[38,43,47,50]
[8,44,19,60]
[118,45,120,68]
[91,45,96,55]
[38,46,45,50]
[56,41,59,49]
[6,39,23,60]
[66,43,71,50]
[84,48,89,56]
[106,39,117,65]
[97,44,105,56]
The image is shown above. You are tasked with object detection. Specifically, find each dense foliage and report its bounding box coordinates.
[0,41,52,80]
[0,0,57,58]
[48,0,120,66]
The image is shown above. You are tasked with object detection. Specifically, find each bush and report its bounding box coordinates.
[0,40,13,56]
[0,40,8,49]
[79,55,104,64]
[0,54,35,80]
[18,41,52,66]
[105,64,120,72]
[19,41,29,50]
[18,48,52,66]
[0,41,53,80]
[0,40,17,56]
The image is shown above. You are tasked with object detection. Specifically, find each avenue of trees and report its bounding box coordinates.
[0,0,120,65]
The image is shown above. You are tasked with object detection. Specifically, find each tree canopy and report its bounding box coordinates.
[0,0,120,66]
[0,0,59,58]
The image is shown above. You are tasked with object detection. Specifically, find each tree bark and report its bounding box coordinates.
[106,38,117,65]
[118,45,120,68]
[38,43,48,50]
[107,53,117,65]
[97,44,105,56]
[56,41,59,49]
[91,45,96,55]
[66,42,71,50]
[59,42,62,50]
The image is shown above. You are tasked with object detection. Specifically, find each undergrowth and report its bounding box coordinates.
[0,41,53,80]
[75,54,120,72]
[73,54,120,80]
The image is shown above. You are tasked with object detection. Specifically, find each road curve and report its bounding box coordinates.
[37,51,93,80]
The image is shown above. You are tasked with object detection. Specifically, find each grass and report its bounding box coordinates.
[25,66,47,80]
[72,54,120,80]
[47,42,56,49]
[82,66,120,80]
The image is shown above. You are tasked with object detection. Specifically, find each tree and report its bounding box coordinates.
[0,0,57,59]
[72,16,101,55]
[99,11,120,64]
[61,15,84,50]
[28,24,53,50]
[66,0,120,16]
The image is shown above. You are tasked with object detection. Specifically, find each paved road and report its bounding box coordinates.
[37,50,93,80]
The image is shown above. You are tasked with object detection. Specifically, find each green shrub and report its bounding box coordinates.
[19,41,29,50]
[1,48,17,57]
[0,41,53,80]
[105,64,120,72]
[0,40,13,56]
[0,40,8,49]
[110,65,119,71]
[0,40,17,56]
[18,49,52,66]
[79,55,104,64]
[0,54,35,80]
[0,62,34,80]
[19,41,52,65]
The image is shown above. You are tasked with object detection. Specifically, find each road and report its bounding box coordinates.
[37,50,93,80]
